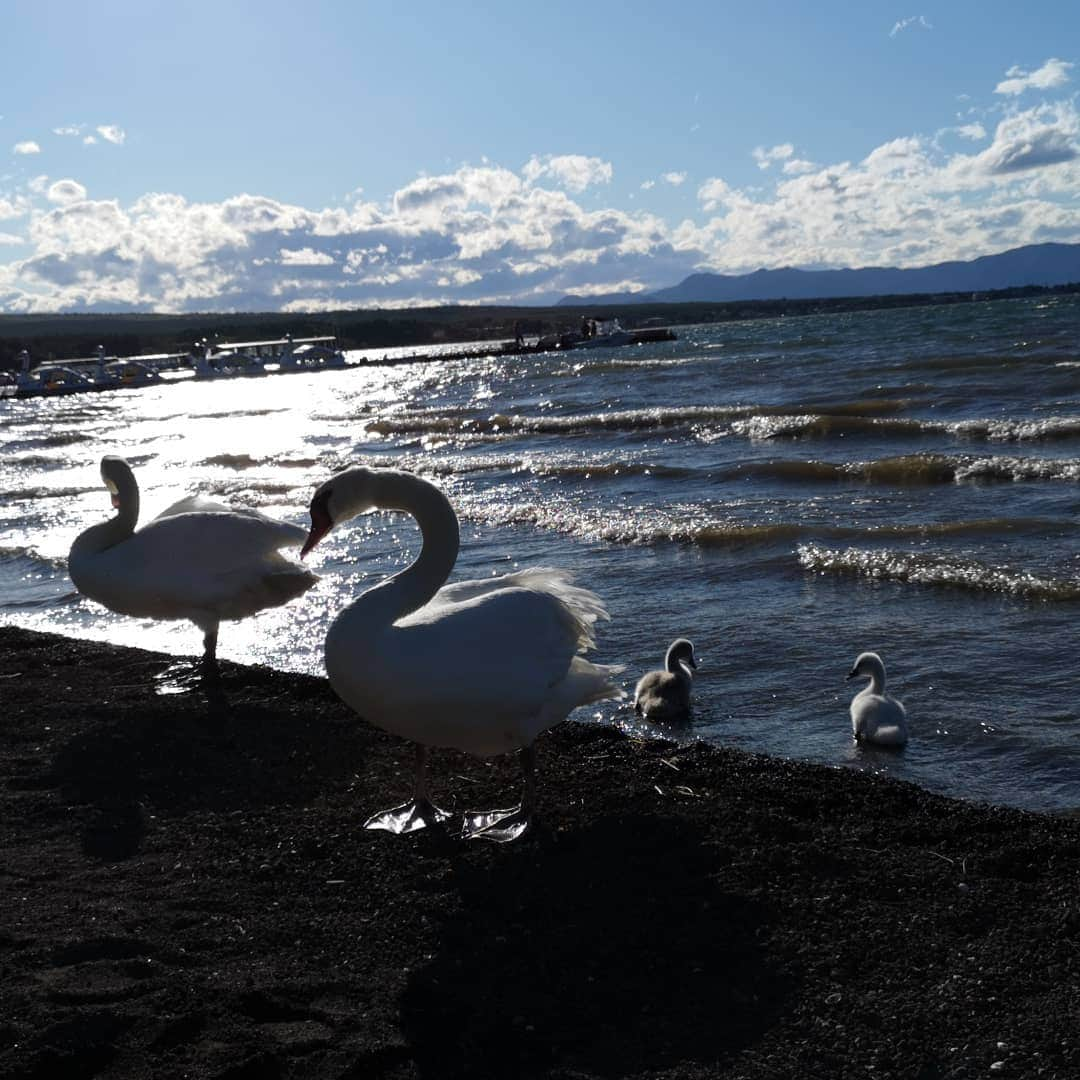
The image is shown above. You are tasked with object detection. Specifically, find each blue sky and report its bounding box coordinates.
[2,1,1078,311]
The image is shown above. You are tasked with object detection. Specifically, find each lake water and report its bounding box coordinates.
[2,294,1079,813]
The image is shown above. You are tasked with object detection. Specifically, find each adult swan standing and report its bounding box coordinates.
[68,455,318,668]
[301,466,624,842]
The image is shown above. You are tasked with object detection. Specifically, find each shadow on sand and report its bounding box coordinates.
[44,664,369,859]
[399,815,787,1078]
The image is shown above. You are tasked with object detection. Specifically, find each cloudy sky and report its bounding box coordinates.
[2,0,1078,312]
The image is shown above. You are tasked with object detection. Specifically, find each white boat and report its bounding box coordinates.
[190,335,347,378]
[191,339,270,379]
[570,317,634,350]
[13,350,99,397]
[104,359,167,388]
[275,336,348,372]
[17,365,98,397]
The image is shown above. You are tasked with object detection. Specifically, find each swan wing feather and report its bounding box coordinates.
[851,690,908,742]
[155,494,236,519]
[153,501,308,546]
[76,511,315,621]
[328,583,622,754]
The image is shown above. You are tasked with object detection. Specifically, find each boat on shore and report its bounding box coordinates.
[104,358,169,388]
[192,335,348,379]
[3,337,351,397]
[1,321,677,399]
[7,346,190,398]
[535,317,677,353]
[275,337,348,372]
[192,339,270,379]
[11,349,99,398]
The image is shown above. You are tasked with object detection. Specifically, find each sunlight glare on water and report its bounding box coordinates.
[3,295,1080,812]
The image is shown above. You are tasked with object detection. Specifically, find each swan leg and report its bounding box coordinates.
[364,745,451,835]
[200,625,220,672]
[462,745,535,843]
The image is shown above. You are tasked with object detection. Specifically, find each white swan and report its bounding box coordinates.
[68,456,318,667]
[634,638,697,721]
[301,465,624,842]
[846,651,908,747]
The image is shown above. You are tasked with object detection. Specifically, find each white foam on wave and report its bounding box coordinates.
[798,543,1080,600]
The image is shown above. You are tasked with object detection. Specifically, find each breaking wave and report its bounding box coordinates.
[451,488,1049,549]
[364,399,913,438]
[798,544,1080,601]
[187,407,291,421]
[202,479,305,507]
[731,414,931,440]
[0,544,69,572]
[6,485,98,501]
[738,454,1080,485]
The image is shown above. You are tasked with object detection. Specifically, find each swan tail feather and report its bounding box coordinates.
[512,567,612,652]
[567,656,627,705]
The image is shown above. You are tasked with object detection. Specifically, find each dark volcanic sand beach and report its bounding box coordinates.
[1,626,1078,1080]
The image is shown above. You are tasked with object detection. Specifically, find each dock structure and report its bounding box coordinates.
[0,324,678,399]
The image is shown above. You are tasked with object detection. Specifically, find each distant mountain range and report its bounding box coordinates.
[556,242,1080,307]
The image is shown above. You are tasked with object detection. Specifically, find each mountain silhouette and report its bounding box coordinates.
[557,242,1080,306]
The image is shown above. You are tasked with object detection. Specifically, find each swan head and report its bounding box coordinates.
[666,637,697,672]
[847,651,885,683]
[301,467,379,558]
[100,455,135,511]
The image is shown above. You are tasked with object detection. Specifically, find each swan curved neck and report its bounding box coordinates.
[864,662,885,694]
[361,472,460,622]
[665,646,691,676]
[69,470,139,559]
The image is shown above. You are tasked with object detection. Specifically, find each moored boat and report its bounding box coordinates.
[13,348,99,398]
[104,359,167,388]
[191,339,270,379]
[275,336,348,372]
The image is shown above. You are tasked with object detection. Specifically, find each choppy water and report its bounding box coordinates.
[2,295,1079,812]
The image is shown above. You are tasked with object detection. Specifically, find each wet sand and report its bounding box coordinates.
[1,625,1078,1079]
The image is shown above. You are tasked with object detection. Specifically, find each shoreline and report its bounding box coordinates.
[1,625,1078,1078]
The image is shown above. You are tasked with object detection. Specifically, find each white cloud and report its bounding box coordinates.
[995,58,1073,96]
[697,177,741,212]
[972,102,1079,175]
[889,15,932,38]
[1,84,1079,313]
[752,144,794,170]
[522,154,613,193]
[393,165,521,223]
[662,172,687,186]
[0,160,691,312]
[13,141,41,155]
[0,196,28,220]
[96,125,126,145]
[53,125,83,137]
[47,179,87,204]
[953,122,987,141]
[0,232,24,245]
[279,247,335,266]
[83,135,97,146]
[863,136,926,175]
[640,180,655,190]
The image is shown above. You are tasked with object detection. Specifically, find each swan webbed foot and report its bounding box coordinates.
[364,798,451,835]
[462,805,531,843]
